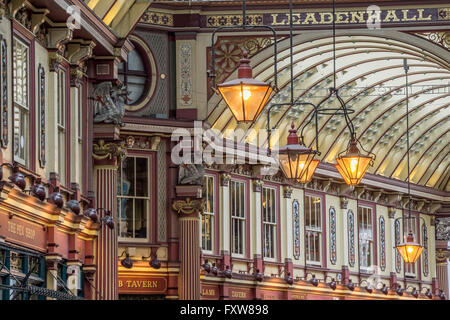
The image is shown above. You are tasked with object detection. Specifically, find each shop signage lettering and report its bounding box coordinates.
[118,276,167,294]
[0,213,46,251]
[7,220,36,240]
[201,285,219,299]
[205,7,449,28]
[268,9,435,25]
[229,287,252,299]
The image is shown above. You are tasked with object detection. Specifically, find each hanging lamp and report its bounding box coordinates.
[217,51,274,123]
[327,0,374,185]
[278,122,317,181]
[210,0,278,124]
[395,59,424,264]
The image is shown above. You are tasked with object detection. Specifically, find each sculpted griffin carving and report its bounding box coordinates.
[93,81,128,125]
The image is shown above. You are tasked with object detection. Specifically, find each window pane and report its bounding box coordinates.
[134,199,147,238]
[135,157,148,197]
[121,157,135,196]
[126,76,146,104]
[119,198,133,238]
[202,214,212,251]
[13,38,28,108]
[128,49,145,71]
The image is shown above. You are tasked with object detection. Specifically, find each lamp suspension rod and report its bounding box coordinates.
[243,0,247,29]
[289,0,294,104]
[332,0,337,90]
[404,58,411,220]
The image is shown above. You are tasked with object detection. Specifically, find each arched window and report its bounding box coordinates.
[118,44,149,106]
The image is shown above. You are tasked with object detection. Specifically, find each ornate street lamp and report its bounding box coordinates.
[395,230,424,264]
[335,139,373,186]
[278,123,318,181]
[210,0,278,124]
[395,59,424,264]
[217,52,274,123]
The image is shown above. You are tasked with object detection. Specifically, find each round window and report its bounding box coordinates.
[118,41,152,106]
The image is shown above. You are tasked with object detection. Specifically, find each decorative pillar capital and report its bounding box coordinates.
[45,254,62,271]
[340,196,348,209]
[283,185,293,199]
[172,197,204,216]
[388,207,397,219]
[253,179,263,192]
[220,173,231,187]
[93,140,127,165]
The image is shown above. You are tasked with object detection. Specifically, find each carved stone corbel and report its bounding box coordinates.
[426,202,442,214]
[10,0,26,18]
[150,136,161,151]
[337,183,354,197]
[401,196,410,209]
[322,179,331,193]
[387,193,402,207]
[283,186,293,199]
[340,196,349,210]
[0,0,7,21]
[253,179,263,193]
[220,173,231,187]
[388,207,396,219]
[373,191,383,203]
[416,200,426,212]
[355,186,365,199]
[48,27,73,57]
[31,10,49,35]
[66,41,96,66]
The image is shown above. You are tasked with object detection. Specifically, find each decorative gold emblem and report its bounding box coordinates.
[93,140,127,162]
[172,198,204,215]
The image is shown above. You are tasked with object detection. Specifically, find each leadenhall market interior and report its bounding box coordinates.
[0,0,448,301]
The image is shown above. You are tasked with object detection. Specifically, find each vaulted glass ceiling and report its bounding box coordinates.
[207,31,450,191]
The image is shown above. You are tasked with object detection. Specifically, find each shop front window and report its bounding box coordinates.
[117,156,150,241]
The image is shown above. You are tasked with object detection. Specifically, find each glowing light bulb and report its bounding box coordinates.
[350,158,358,173]
[407,246,413,253]
[299,162,305,170]
[240,87,252,100]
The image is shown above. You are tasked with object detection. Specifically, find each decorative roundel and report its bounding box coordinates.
[119,35,157,112]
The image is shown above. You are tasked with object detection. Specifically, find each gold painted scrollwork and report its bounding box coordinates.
[172,198,204,215]
[93,140,127,162]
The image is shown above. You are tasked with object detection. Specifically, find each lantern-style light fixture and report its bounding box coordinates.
[335,139,374,186]
[278,123,318,181]
[394,59,425,265]
[395,230,424,264]
[216,51,274,123]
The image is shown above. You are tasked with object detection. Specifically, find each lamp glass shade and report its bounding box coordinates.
[395,232,424,263]
[297,159,320,184]
[217,80,273,123]
[335,140,372,186]
[278,122,317,181]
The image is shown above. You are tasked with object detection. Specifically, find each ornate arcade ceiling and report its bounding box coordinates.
[207,31,450,191]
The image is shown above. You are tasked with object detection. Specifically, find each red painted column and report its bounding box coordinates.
[179,214,201,299]
[92,138,123,300]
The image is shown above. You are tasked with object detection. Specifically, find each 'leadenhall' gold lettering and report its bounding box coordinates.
[319,12,333,24]
[335,12,349,23]
[350,11,366,23]
[401,9,417,21]
[417,9,432,21]
[383,10,400,22]
[302,13,318,25]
